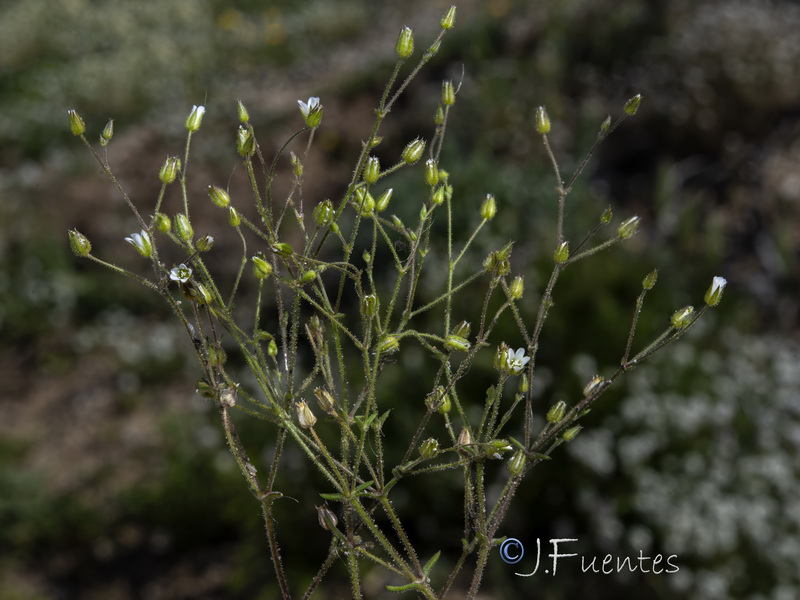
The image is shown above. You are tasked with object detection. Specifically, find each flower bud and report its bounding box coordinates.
[296,401,317,429]
[396,26,414,58]
[124,230,153,258]
[510,276,524,299]
[424,159,439,186]
[196,235,214,252]
[451,320,471,338]
[67,109,85,136]
[507,450,526,476]
[562,425,582,442]
[519,373,529,394]
[272,242,293,257]
[431,186,445,206]
[376,335,399,355]
[401,138,426,164]
[313,199,335,226]
[298,270,316,285]
[704,276,727,307]
[185,105,205,132]
[100,119,114,146]
[480,193,497,220]
[441,5,456,29]
[153,212,171,233]
[643,269,658,290]
[208,185,230,208]
[228,206,241,227]
[553,241,569,264]
[670,306,694,329]
[290,152,303,177]
[361,294,379,318]
[489,439,513,455]
[601,206,613,224]
[442,80,455,106]
[68,229,91,257]
[445,334,470,353]
[174,213,193,242]
[355,188,375,216]
[236,126,255,157]
[313,387,336,413]
[316,504,338,531]
[547,401,567,424]
[535,106,551,134]
[363,251,371,264]
[236,99,249,123]
[419,438,439,459]
[624,94,642,116]
[618,216,640,239]
[583,374,605,398]
[184,281,213,305]
[457,426,472,448]
[252,254,273,279]
[159,156,181,184]
[598,115,611,139]
[208,344,227,367]
[494,343,510,371]
[267,339,278,356]
[363,156,380,184]
[375,188,393,212]
[434,105,445,126]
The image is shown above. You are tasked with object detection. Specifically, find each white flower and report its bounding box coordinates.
[169,263,192,283]
[506,347,530,374]
[124,230,152,257]
[297,97,320,119]
[711,276,727,294]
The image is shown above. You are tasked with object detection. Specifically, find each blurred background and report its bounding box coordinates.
[1,0,799,598]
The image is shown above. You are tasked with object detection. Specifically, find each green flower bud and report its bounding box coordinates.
[196,380,215,399]
[535,106,551,135]
[494,343,510,371]
[228,206,241,228]
[444,334,470,353]
[507,450,526,476]
[363,156,380,184]
[159,156,181,184]
[670,306,694,329]
[376,188,393,212]
[153,212,170,233]
[434,105,445,126]
[313,387,336,413]
[481,194,497,220]
[419,438,439,460]
[100,119,114,146]
[401,138,426,164]
[583,374,605,398]
[519,373,529,394]
[296,401,317,429]
[643,269,658,290]
[432,386,451,414]
[183,281,213,305]
[624,94,642,116]
[431,186,445,206]
[124,230,153,258]
[236,126,255,157]
[442,80,455,106]
[267,339,278,356]
[601,206,613,224]
[298,270,316,284]
[174,213,193,242]
[68,229,91,257]
[618,216,640,239]
[207,344,227,367]
[451,320,471,338]
[396,26,414,58]
[553,241,569,264]
[185,105,205,132]
[67,109,85,136]
[489,439,513,456]
[547,400,567,424]
[236,99,249,123]
[562,425,582,442]
[441,5,456,29]
[355,188,374,216]
[196,235,214,252]
[252,254,273,279]
[510,276,524,299]
[313,199,335,226]
[290,152,303,177]
[424,159,439,186]
[208,185,230,208]
[272,242,293,257]
[361,294,379,318]
[362,251,371,264]
[598,115,611,139]
[704,276,727,307]
[376,335,399,355]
